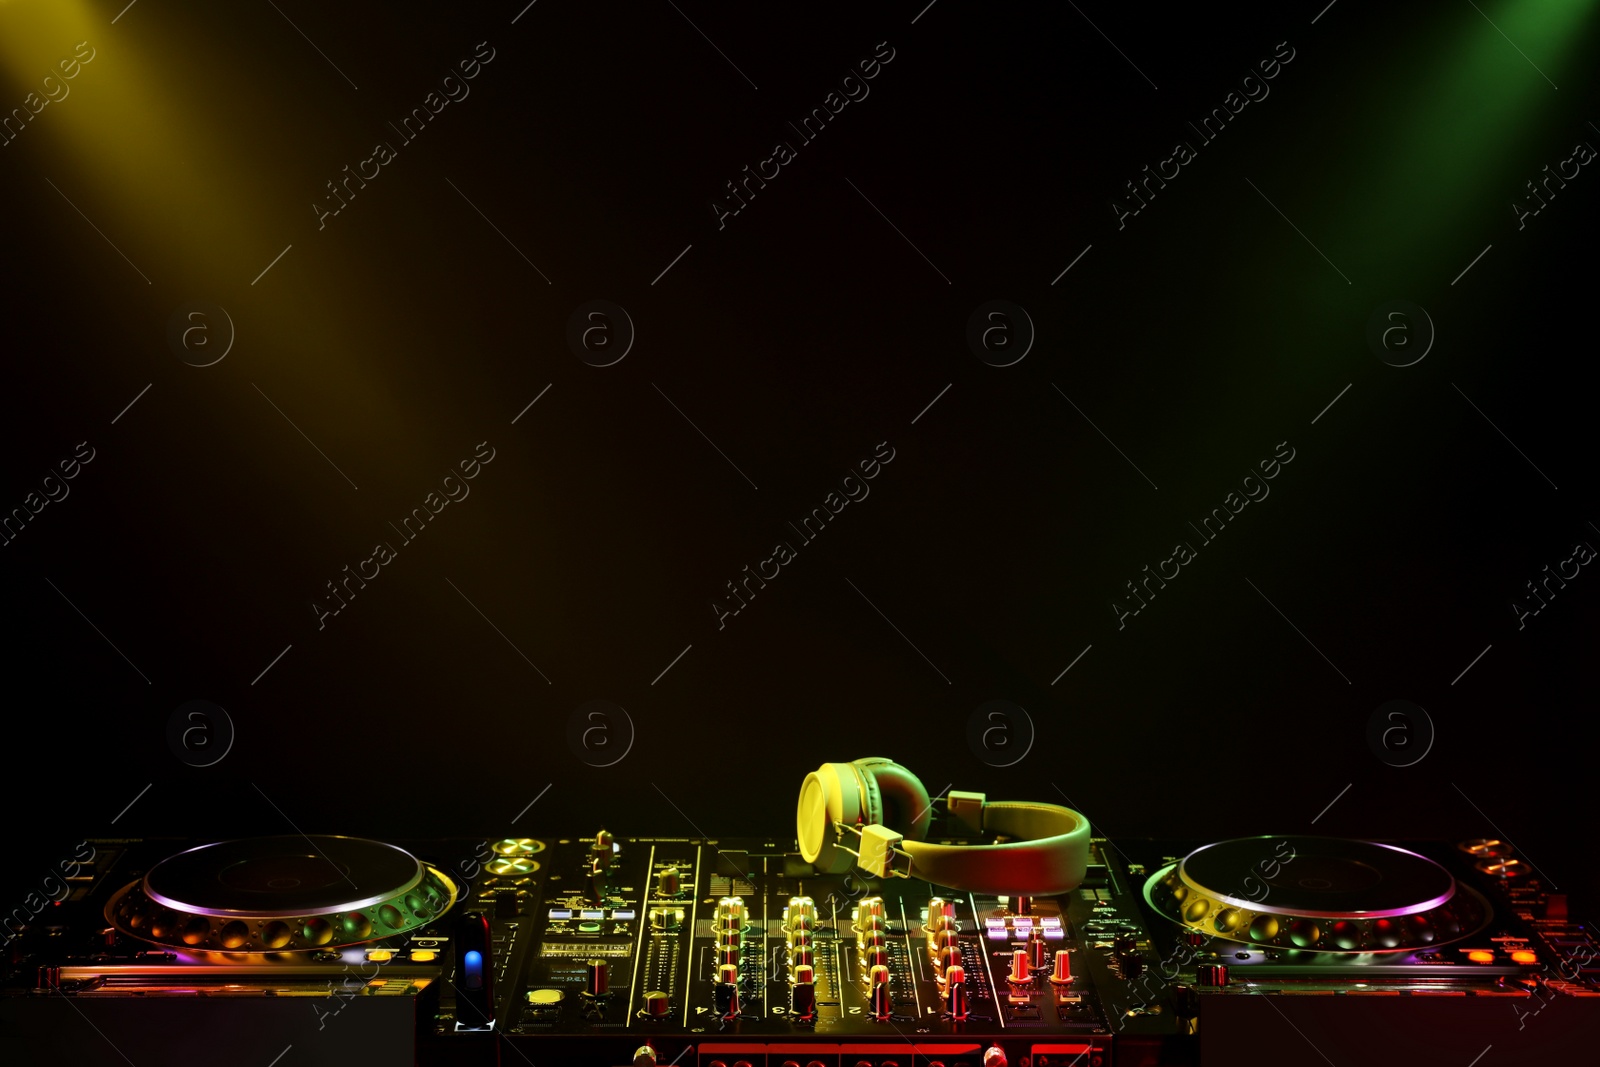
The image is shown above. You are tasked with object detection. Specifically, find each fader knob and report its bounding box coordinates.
[945,964,969,1019]
[791,973,816,1017]
[585,958,609,997]
[633,1046,658,1067]
[715,964,739,1016]
[868,965,892,1020]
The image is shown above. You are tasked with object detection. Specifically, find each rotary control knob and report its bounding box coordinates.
[945,964,969,1019]
[1008,949,1032,985]
[790,970,816,1017]
[790,945,814,971]
[632,1045,658,1067]
[868,964,892,1020]
[787,896,816,927]
[717,897,745,931]
[937,944,963,978]
[1197,963,1229,987]
[1050,949,1073,984]
[585,958,609,998]
[855,897,885,931]
[1028,932,1049,970]
[714,963,739,1017]
[657,867,680,898]
[862,945,888,971]
[642,990,671,1018]
[926,897,956,931]
[982,1047,1008,1067]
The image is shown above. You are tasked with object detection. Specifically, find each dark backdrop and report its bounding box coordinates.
[2,1,1595,912]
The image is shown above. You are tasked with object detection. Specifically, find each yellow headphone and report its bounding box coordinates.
[796,758,1091,895]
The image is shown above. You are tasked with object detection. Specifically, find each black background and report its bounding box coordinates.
[2,1,1595,916]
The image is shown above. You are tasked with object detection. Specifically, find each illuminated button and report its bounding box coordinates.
[527,988,564,1006]
[578,921,604,934]
[489,857,539,876]
[548,908,573,920]
[985,917,1007,930]
[580,909,605,920]
[365,949,394,962]
[1512,950,1538,965]
[494,838,545,856]
[1039,916,1062,928]
[612,909,636,920]
[1468,950,1495,964]
[410,949,437,962]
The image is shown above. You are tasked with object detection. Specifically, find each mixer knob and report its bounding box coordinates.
[790,946,813,970]
[1014,896,1033,916]
[862,946,888,971]
[856,897,885,930]
[632,1045,658,1067]
[926,897,950,931]
[982,1046,1008,1067]
[938,944,963,976]
[657,867,680,897]
[868,965,892,1020]
[945,964,969,1019]
[787,896,816,926]
[1028,932,1049,969]
[790,972,816,1017]
[1113,933,1137,956]
[585,958,609,997]
[594,830,615,852]
[1182,930,1207,948]
[714,966,739,1017]
[642,990,671,1018]
[1049,949,1074,984]
[1197,963,1229,987]
[1008,949,1032,985]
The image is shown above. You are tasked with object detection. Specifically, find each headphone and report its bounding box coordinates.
[796,758,1091,896]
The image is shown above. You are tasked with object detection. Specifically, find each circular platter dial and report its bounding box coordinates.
[1143,836,1491,953]
[106,836,458,953]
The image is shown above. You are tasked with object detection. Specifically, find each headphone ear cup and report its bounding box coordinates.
[854,759,932,841]
[850,759,884,829]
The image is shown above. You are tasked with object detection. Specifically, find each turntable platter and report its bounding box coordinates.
[107,836,457,952]
[1144,836,1492,953]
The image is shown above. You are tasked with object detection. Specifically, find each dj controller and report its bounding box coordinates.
[4,761,1597,1066]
